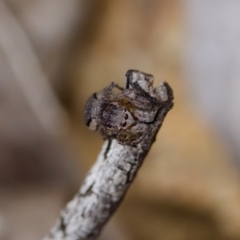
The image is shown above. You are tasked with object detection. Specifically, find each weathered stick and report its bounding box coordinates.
[45,70,174,240]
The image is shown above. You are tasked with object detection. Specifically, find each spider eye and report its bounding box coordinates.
[121,122,127,127]
[86,118,92,127]
[84,94,96,127]
[93,92,98,99]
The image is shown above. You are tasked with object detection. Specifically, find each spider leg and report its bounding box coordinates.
[117,123,149,146]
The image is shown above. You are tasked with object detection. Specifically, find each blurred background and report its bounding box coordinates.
[1,0,240,239]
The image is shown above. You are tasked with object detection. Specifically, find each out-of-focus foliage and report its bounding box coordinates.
[1,1,240,240]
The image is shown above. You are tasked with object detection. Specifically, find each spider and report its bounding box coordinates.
[84,70,173,146]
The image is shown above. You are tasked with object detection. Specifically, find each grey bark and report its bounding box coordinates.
[45,72,174,240]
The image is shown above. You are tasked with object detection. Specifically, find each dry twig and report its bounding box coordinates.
[45,70,174,240]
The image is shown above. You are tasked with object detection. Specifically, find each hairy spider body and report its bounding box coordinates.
[84,70,173,146]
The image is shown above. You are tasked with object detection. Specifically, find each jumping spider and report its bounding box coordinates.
[84,70,173,146]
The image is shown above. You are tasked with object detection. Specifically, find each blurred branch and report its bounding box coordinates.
[45,71,174,240]
[0,1,68,136]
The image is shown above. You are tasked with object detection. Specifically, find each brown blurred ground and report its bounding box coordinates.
[1,1,240,240]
